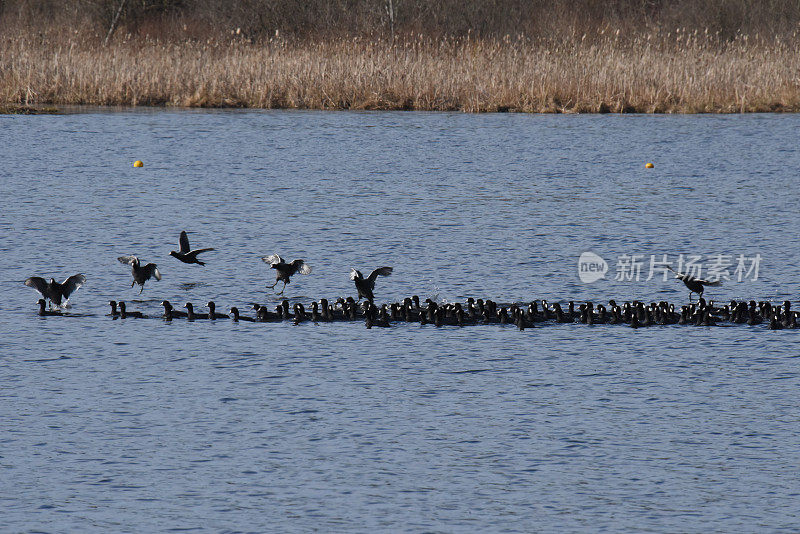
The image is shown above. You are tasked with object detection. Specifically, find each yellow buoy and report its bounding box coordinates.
[133,160,143,168]
[645,162,654,168]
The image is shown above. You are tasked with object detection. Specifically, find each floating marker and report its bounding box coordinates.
[645,162,654,168]
[133,160,143,167]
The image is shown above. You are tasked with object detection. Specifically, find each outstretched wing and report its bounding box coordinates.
[61,274,86,297]
[349,268,361,281]
[667,266,699,282]
[666,266,686,280]
[667,265,722,287]
[668,266,721,286]
[179,231,191,253]
[262,253,284,265]
[118,255,138,265]
[188,248,214,259]
[368,266,393,282]
[25,276,49,298]
[144,264,162,281]
[297,261,312,275]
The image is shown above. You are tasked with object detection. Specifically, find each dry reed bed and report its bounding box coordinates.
[2,34,799,112]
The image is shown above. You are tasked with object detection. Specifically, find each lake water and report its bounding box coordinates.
[1,109,799,532]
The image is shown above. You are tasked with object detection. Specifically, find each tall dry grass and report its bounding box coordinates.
[3,29,799,113]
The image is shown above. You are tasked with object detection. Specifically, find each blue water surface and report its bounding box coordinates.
[1,109,799,532]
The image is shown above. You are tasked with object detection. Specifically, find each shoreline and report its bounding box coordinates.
[3,35,799,114]
[5,104,800,116]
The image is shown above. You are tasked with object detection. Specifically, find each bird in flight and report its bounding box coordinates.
[118,256,162,293]
[169,231,214,265]
[350,266,393,303]
[25,273,86,308]
[262,253,312,295]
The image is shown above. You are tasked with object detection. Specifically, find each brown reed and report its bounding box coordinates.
[2,30,799,113]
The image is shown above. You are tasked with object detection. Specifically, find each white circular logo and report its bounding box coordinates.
[578,252,608,283]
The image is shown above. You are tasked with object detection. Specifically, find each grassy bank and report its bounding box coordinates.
[3,30,799,113]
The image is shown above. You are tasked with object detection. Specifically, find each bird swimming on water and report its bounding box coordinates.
[184,302,209,320]
[119,301,145,319]
[261,253,312,295]
[667,266,722,302]
[161,300,187,319]
[207,301,229,320]
[350,266,393,303]
[25,274,86,308]
[229,306,255,322]
[118,256,162,293]
[170,231,214,265]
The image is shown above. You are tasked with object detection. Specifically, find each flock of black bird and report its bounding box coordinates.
[24,231,798,331]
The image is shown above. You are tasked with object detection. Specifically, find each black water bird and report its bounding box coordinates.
[401,299,415,322]
[465,298,479,320]
[37,298,63,316]
[336,297,357,320]
[293,303,308,324]
[782,302,795,328]
[498,307,509,325]
[455,304,470,327]
[207,301,229,320]
[514,308,528,330]
[667,266,722,302]
[184,302,209,320]
[108,300,120,318]
[419,308,429,325]
[540,300,553,321]
[25,274,86,308]
[119,301,145,319]
[596,304,607,324]
[161,300,187,319]
[433,307,446,327]
[425,300,438,323]
[581,303,595,325]
[230,307,255,322]
[170,231,214,265]
[608,306,622,324]
[552,303,568,323]
[486,300,498,318]
[526,301,539,322]
[365,302,390,328]
[320,299,335,321]
[734,302,749,323]
[253,304,268,321]
[280,299,292,320]
[252,303,282,322]
[699,309,715,326]
[118,256,161,293]
[262,253,312,295]
[746,306,761,326]
[350,266,393,303]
